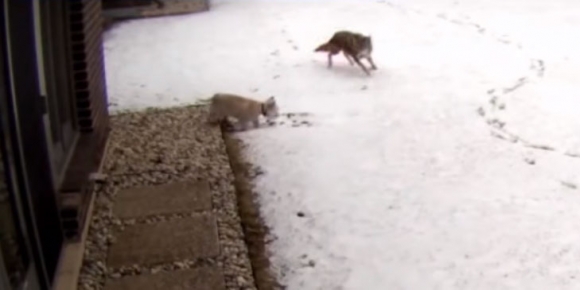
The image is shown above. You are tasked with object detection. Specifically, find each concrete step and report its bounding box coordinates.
[104,267,225,290]
[107,214,219,267]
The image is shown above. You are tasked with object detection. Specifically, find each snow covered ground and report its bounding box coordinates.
[104,0,580,289]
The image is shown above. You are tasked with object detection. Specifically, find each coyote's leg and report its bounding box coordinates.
[353,57,370,76]
[366,55,378,70]
[327,53,334,68]
[343,52,355,66]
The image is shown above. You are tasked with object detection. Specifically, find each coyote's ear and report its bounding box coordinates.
[266,96,276,104]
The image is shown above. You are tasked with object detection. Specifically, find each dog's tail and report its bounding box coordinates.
[314,42,332,52]
[197,98,211,104]
[192,96,213,108]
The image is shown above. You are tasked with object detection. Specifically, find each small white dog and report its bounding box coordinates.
[207,93,280,131]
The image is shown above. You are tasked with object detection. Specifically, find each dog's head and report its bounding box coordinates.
[263,96,280,120]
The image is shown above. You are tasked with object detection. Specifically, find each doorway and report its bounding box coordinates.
[1,0,66,288]
[33,0,79,187]
[0,27,44,290]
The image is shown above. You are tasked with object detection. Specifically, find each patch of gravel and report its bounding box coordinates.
[78,105,256,290]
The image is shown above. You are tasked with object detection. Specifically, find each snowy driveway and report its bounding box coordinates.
[104,0,580,289]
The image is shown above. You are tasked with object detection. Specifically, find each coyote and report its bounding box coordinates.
[315,30,377,75]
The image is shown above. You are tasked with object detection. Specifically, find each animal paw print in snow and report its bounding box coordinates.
[271,112,313,128]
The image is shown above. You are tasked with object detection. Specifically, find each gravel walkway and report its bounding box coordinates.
[78,105,256,290]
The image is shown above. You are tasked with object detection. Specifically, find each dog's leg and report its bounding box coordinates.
[252,119,260,129]
[236,120,252,131]
[207,111,221,125]
[217,118,231,132]
[232,123,242,132]
[343,52,355,66]
[366,56,378,70]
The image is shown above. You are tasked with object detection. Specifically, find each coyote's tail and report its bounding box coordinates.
[314,42,332,52]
